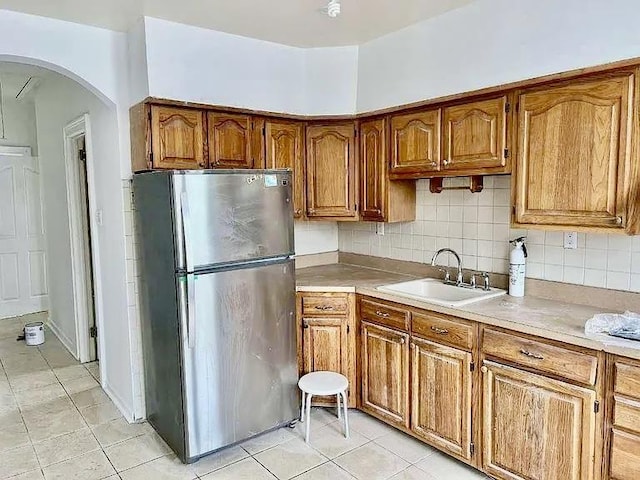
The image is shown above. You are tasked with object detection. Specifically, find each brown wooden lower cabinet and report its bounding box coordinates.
[609,430,640,480]
[287,294,640,480]
[360,321,410,428]
[410,337,472,460]
[606,357,640,480]
[297,292,357,407]
[482,360,597,480]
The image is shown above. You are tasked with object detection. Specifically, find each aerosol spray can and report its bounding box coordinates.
[509,237,527,297]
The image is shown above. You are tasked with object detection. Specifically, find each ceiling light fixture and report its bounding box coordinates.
[327,0,341,18]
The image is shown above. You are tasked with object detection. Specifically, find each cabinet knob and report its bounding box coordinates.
[481,366,488,373]
[430,326,449,335]
[520,349,544,360]
[295,209,302,216]
[314,305,334,311]
[616,216,623,225]
[399,337,406,345]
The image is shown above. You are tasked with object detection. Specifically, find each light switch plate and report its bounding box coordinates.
[564,232,578,249]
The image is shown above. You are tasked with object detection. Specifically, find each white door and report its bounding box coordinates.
[0,147,48,319]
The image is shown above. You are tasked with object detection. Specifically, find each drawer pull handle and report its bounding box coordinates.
[375,311,390,318]
[430,326,449,335]
[520,349,544,360]
[314,305,335,311]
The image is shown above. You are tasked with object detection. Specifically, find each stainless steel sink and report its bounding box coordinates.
[377,278,506,307]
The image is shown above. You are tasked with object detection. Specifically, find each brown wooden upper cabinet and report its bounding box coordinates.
[207,113,254,168]
[390,109,441,178]
[442,95,510,174]
[359,118,416,222]
[149,106,205,170]
[306,122,358,219]
[514,73,638,233]
[265,120,305,218]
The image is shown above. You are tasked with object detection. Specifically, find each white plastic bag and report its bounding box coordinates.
[585,311,640,340]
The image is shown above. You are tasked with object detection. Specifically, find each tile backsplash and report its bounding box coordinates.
[339,176,640,293]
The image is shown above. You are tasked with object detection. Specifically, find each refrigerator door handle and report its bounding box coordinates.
[185,273,196,349]
[180,191,195,273]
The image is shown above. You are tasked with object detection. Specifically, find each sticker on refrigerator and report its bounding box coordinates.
[264,174,278,187]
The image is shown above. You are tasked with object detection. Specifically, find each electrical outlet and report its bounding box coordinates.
[564,232,578,249]
[376,223,385,236]
[96,209,104,226]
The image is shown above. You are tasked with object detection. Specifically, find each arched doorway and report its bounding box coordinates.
[0,57,141,421]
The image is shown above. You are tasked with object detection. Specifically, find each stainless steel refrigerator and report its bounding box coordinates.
[133,170,298,463]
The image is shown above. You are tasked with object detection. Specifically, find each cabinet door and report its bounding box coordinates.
[265,120,305,218]
[361,321,410,428]
[359,118,386,221]
[482,361,597,480]
[609,430,640,480]
[442,96,509,172]
[208,113,253,168]
[150,106,205,169]
[411,337,473,460]
[390,110,441,176]
[302,317,347,375]
[515,74,634,229]
[306,123,357,218]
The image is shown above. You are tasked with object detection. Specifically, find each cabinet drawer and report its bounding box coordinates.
[301,294,349,315]
[412,311,474,350]
[360,298,410,331]
[482,328,598,385]
[610,430,640,480]
[614,362,640,399]
[614,397,640,435]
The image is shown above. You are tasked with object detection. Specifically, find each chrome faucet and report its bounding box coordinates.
[431,248,464,286]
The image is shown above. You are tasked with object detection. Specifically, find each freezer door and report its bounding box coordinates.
[173,171,294,271]
[178,258,298,460]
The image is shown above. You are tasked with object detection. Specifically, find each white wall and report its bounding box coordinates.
[303,46,359,115]
[34,73,136,417]
[0,9,142,421]
[0,92,38,153]
[339,177,640,293]
[356,0,640,111]
[126,18,149,105]
[142,17,360,116]
[144,17,307,113]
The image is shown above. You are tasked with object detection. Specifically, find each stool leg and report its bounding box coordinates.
[341,390,349,439]
[305,393,313,443]
[300,391,306,422]
[336,393,341,420]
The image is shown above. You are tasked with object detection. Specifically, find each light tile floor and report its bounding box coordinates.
[0,313,491,480]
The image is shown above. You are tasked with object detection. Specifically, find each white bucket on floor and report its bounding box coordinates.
[24,322,45,346]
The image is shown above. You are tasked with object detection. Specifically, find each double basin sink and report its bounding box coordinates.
[377,278,506,307]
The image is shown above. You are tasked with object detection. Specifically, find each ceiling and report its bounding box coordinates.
[0,0,475,47]
[0,63,51,100]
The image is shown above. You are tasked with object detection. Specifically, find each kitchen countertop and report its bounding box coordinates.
[296,263,640,361]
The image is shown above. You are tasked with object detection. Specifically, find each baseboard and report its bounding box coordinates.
[102,379,135,423]
[46,316,78,359]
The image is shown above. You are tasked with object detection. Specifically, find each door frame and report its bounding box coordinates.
[63,114,105,365]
